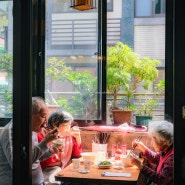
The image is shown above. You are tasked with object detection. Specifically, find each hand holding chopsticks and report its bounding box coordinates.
[127,136,142,157]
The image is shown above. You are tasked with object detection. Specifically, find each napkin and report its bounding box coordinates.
[101,171,131,177]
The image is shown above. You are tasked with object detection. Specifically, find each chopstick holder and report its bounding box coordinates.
[101,171,131,177]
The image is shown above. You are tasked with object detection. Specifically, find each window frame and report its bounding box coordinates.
[134,0,165,18]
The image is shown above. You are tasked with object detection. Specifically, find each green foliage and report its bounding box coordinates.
[3,89,12,103]
[155,79,165,94]
[136,80,165,116]
[0,53,13,77]
[46,57,98,119]
[0,10,8,32]
[136,98,158,116]
[46,57,71,89]
[66,71,97,119]
[3,89,12,114]
[107,42,161,109]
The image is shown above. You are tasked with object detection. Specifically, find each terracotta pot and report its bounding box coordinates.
[112,110,132,125]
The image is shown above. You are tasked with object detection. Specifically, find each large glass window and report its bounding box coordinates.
[45,0,100,121]
[0,1,13,122]
[107,0,165,124]
[135,0,165,17]
[45,0,165,124]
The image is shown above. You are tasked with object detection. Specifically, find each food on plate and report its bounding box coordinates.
[98,161,112,166]
[98,161,112,169]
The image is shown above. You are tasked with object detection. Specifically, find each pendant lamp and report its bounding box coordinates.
[70,0,96,11]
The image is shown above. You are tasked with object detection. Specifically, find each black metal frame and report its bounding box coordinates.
[13,0,185,184]
[13,0,32,184]
[97,0,107,123]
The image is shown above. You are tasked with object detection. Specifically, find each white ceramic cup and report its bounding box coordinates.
[72,158,80,170]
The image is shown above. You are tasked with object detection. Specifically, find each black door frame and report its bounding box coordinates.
[13,0,185,184]
[13,0,33,184]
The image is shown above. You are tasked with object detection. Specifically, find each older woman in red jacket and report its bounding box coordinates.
[131,120,173,185]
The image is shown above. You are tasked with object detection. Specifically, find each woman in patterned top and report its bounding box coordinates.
[131,120,173,185]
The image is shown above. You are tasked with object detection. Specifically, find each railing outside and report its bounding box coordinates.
[45,91,164,121]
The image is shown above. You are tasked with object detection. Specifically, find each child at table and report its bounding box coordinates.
[37,110,82,185]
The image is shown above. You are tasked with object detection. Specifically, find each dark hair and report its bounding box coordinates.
[47,110,73,128]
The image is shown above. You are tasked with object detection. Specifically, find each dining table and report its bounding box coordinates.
[55,162,141,185]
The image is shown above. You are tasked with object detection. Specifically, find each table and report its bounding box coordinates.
[55,163,141,185]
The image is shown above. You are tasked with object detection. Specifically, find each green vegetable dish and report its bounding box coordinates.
[99,161,112,166]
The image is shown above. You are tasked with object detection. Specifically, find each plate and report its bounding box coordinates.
[113,165,123,170]
[98,164,112,169]
[78,169,89,174]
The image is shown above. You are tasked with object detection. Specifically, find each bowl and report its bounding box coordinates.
[52,138,64,149]
[120,155,133,167]
[81,152,96,163]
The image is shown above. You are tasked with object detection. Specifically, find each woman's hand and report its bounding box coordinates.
[70,127,81,146]
[130,156,143,170]
[132,140,147,153]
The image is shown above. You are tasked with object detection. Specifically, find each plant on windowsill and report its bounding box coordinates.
[107,42,161,125]
[135,98,158,126]
[135,80,165,126]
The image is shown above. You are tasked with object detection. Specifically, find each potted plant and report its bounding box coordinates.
[107,42,161,125]
[135,98,158,126]
[135,80,165,126]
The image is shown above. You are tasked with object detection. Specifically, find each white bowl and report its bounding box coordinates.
[120,155,133,167]
[81,152,96,162]
[52,139,64,148]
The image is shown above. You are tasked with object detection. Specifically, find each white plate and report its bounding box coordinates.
[113,166,123,170]
[78,169,89,174]
[98,164,112,169]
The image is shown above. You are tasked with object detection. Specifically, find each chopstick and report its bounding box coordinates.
[127,136,142,157]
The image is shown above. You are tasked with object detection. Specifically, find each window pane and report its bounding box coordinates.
[135,0,152,16]
[45,0,99,120]
[107,0,165,124]
[0,1,13,121]
[153,0,165,14]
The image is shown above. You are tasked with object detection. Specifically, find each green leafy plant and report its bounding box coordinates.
[0,53,13,77]
[136,80,165,116]
[3,89,12,114]
[136,98,158,116]
[0,53,13,116]
[107,42,161,110]
[45,57,97,119]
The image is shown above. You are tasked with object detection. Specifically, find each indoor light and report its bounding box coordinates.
[70,0,96,11]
